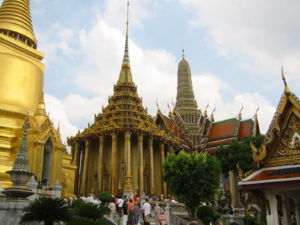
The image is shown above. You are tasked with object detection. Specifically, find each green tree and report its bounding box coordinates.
[68,199,110,225]
[163,151,221,217]
[244,215,266,225]
[197,205,220,225]
[20,197,71,225]
[98,191,114,204]
[215,135,264,175]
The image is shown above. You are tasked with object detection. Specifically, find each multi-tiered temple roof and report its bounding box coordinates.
[69,7,179,146]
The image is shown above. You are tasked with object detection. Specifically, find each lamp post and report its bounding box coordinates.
[121,160,125,198]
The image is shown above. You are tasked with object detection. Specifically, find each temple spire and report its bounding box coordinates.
[34,92,47,123]
[0,0,37,48]
[118,0,133,85]
[13,119,30,172]
[175,50,198,111]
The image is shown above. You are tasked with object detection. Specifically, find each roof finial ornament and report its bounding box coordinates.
[255,104,260,116]
[211,105,216,122]
[156,99,160,111]
[204,104,209,117]
[281,66,287,87]
[281,66,291,95]
[182,49,185,59]
[239,105,244,120]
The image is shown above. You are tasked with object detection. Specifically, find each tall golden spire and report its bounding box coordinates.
[117,0,133,85]
[0,0,37,48]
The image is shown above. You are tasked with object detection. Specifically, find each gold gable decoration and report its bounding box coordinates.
[261,71,300,167]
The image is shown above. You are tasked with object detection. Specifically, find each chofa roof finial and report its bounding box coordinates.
[281,66,291,95]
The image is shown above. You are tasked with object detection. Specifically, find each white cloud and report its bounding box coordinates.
[180,0,300,83]
[193,74,276,133]
[44,94,78,144]
[63,94,103,123]
[74,18,177,117]
[41,0,279,142]
[36,24,76,63]
[102,0,152,30]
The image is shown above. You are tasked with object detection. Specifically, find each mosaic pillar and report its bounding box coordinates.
[98,135,104,192]
[81,139,90,195]
[111,133,117,194]
[160,142,167,195]
[138,133,144,196]
[124,131,133,191]
[148,136,154,195]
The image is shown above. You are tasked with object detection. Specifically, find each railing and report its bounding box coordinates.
[169,211,189,225]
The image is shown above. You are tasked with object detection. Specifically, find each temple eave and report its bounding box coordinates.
[68,127,179,144]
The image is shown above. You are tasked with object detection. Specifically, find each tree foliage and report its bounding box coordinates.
[163,151,221,217]
[20,197,71,225]
[197,206,220,225]
[215,135,264,175]
[98,191,114,204]
[244,215,266,225]
[68,199,110,225]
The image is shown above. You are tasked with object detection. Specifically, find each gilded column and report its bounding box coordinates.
[111,133,117,194]
[98,135,104,192]
[73,142,80,194]
[138,133,144,196]
[160,142,167,195]
[81,139,90,195]
[74,142,79,164]
[148,136,154,195]
[125,131,133,190]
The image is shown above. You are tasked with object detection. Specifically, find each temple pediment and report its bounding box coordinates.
[266,112,300,167]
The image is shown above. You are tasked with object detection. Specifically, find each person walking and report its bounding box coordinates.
[142,198,151,225]
[122,199,128,225]
[154,203,162,225]
[158,210,168,225]
[134,202,142,225]
[108,200,117,220]
[118,196,125,217]
[127,199,135,225]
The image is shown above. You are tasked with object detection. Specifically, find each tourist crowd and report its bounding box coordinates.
[69,193,169,225]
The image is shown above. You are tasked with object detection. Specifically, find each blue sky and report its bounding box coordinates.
[4,0,300,142]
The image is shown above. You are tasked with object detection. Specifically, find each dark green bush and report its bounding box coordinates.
[196,206,220,225]
[98,191,114,203]
[244,215,266,225]
[68,200,110,225]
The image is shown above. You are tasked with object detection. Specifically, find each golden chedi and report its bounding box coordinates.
[0,0,76,197]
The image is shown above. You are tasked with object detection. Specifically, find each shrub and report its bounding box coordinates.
[98,191,114,203]
[244,215,266,225]
[196,206,220,225]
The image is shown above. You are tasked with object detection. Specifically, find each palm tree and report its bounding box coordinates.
[68,199,110,225]
[20,197,71,225]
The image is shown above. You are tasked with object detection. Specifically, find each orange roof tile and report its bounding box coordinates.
[208,119,238,140]
[238,120,253,139]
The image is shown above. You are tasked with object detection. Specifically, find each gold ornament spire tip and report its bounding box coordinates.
[281,66,291,95]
